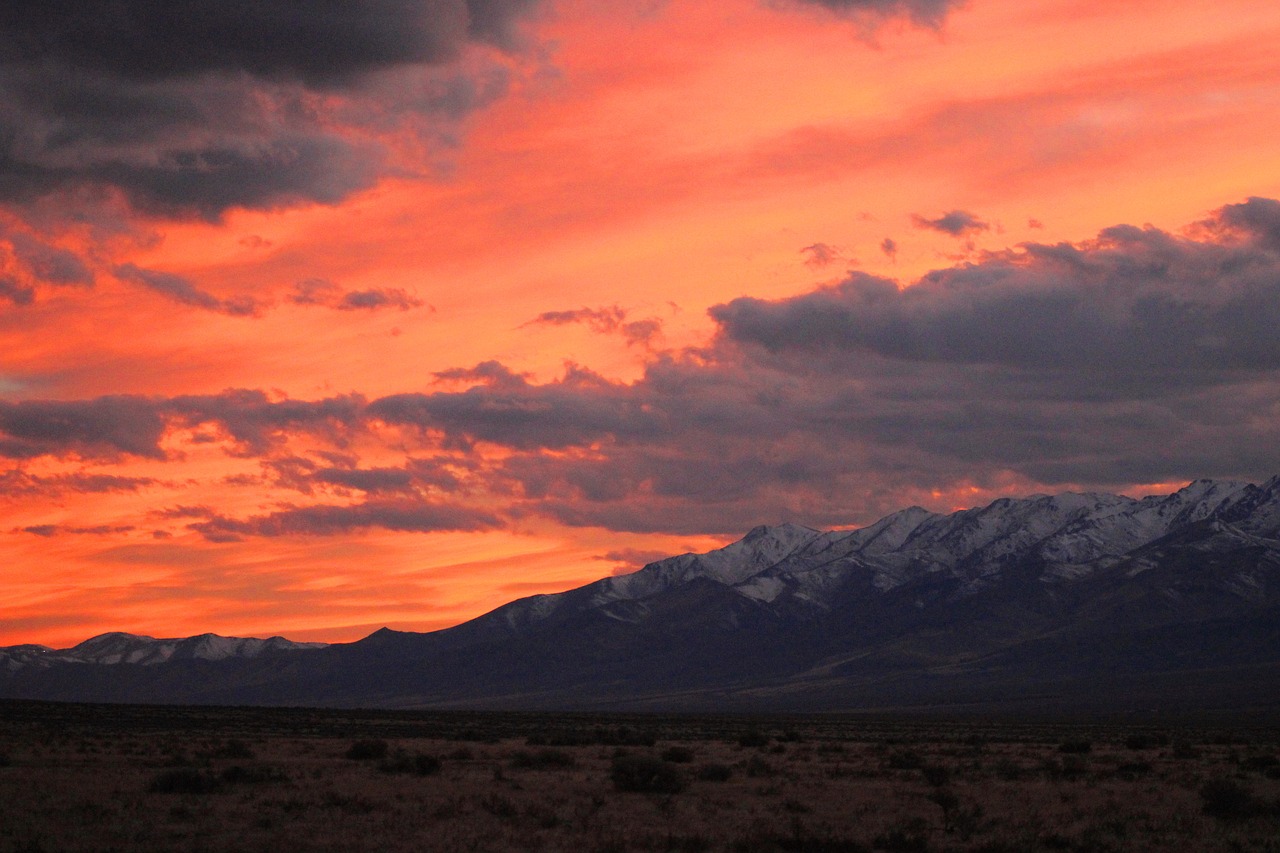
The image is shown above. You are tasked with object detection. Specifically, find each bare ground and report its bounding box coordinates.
[0,702,1277,852]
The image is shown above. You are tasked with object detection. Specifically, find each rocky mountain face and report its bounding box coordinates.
[3,477,1279,714]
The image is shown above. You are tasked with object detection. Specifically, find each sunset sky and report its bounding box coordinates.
[3,0,1280,648]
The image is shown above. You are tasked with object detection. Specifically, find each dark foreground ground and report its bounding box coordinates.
[1,702,1278,852]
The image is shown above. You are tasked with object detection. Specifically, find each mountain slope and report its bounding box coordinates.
[3,477,1279,713]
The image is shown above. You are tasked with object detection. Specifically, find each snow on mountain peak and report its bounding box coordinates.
[1,632,328,670]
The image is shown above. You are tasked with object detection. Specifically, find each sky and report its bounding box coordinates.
[3,0,1280,648]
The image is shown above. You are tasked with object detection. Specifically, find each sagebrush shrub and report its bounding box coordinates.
[510,748,575,770]
[1201,778,1256,819]
[611,755,686,794]
[696,763,732,782]
[345,739,389,761]
[149,767,222,794]
[1058,739,1092,755]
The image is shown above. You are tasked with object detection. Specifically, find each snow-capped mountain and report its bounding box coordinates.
[472,476,1279,632]
[3,476,1279,713]
[1,632,326,673]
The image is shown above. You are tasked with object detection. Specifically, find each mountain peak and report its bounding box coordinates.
[743,522,818,539]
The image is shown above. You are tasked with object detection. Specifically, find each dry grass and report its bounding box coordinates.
[0,703,1278,852]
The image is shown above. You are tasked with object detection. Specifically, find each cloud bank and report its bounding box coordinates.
[0,1,542,220]
[4,199,1279,536]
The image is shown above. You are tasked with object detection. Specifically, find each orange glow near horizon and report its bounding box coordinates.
[4,0,1280,648]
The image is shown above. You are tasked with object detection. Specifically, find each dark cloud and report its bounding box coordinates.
[152,505,217,520]
[0,1,541,219]
[715,216,1280,379]
[314,467,418,494]
[910,209,989,236]
[338,289,424,312]
[19,524,135,537]
[0,396,169,460]
[801,242,841,268]
[259,453,464,498]
[0,1,535,85]
[1196,196,1280,253]
[261,455,417,495]
[370,362,661,451]
[289,279,424,312]
[0,390,365,461]
[0,230,92,305]
[188,499,502,542]
[0,275,33,305]
[7,233,93,285]
[786,0,963,26]
[115,263,264,316]
[432,360,530,389]
[523,305,663,346]
[527,306,626,331]
[0,470,157,497]
[880,237,897,259]
[288,279,344,306]
[167,390,365,456]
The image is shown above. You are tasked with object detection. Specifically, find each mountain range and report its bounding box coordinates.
[1,632,325,672]
[4,477,1279,715]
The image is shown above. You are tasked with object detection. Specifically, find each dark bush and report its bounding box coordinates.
[219,764,289,785]
[600,726,656,747]
[611,755,687,794]
[149,767,222,794]
[733,831,868,852]
[1241,754,1279,772]
[1124,733,1169,750]
[379,750,442,776]
[662,746,695,763]
[510,748,576,770]
[745,755,775,777]
[0,752,10,768]
[872,820,931,853]
[696,763,733,782]
[992,758,1024,781]
[480,792,518,818]
[1058,739,1092,754]
[533,726,655,747]
[213,739,255,759]
[738,730,769,748]
[1171,739,1200,760]
[1116,761,1152,780]
[1200,778,1256,820]
[887,750,923,770]
[345,739,389,761]
[921,765,951,787]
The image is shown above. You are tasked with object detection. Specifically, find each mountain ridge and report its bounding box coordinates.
[4,476,1279,714]
[1,631,326,672]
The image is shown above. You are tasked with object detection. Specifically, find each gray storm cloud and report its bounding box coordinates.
[0,1,541,219]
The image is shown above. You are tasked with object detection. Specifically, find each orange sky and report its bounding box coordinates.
[4,0,1280,648]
